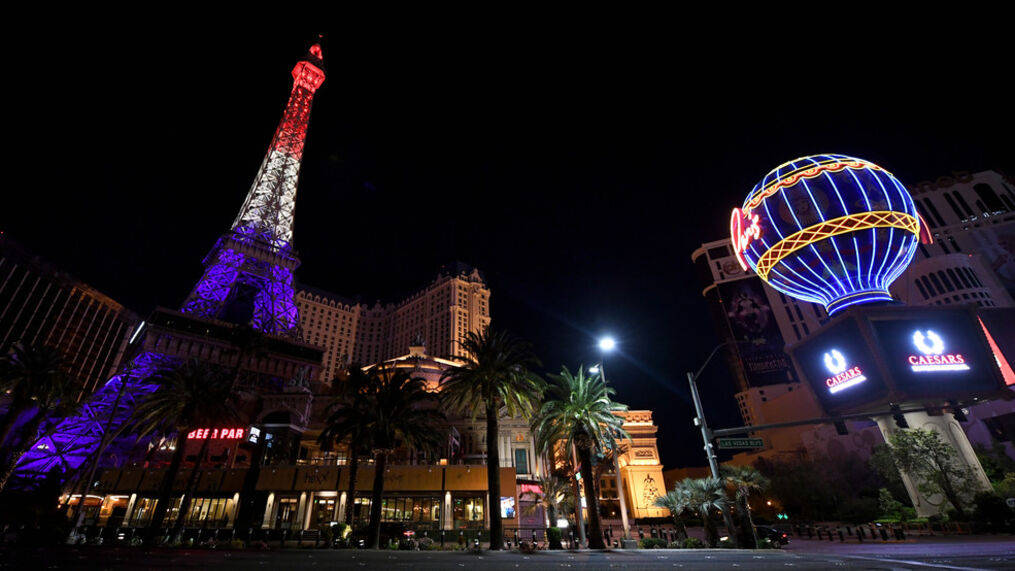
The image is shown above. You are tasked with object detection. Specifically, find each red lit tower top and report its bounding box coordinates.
[231,43,325,250]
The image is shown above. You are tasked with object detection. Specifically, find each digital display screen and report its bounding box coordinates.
[869,310,1000,399]
[792,318,887,413]
[500,496,516,519]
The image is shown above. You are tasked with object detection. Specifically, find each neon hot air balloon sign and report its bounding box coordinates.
[731,154,922,315]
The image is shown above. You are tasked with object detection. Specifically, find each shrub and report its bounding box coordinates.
[681,537,705,549]
[229,539,245,550]
[547,527,563,550]
[973,492,1011,528]
[419,537,435,551]
[518,540,536,554]
[757,538,780,549]
[638,538,667,549]
[718,537,735,549]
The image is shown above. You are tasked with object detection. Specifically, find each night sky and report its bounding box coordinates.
[7,27,1011,469]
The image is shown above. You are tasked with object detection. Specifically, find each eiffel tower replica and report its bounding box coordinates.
[14,42,328,486]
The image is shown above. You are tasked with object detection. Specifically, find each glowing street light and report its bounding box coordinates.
[588,365,600,374]
[598,336,616,352]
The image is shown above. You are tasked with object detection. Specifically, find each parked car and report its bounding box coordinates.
[755,526,790,545]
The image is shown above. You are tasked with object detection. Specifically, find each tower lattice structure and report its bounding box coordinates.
[13,44,326,484]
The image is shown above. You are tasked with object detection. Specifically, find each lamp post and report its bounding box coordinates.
[594,336,630,541]
[687,340,739,542]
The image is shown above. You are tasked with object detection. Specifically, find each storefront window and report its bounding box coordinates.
[312,498,336,527]
[130,498,158,527]
[275,497,299,529]
[184,498,231,527]
[453,496,484,528]
[514,449,529,474]
[351,496,441,526]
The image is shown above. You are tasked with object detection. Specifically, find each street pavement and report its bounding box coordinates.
[3,535,1013,569]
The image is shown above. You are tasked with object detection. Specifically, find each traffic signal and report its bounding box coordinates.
[891,404,909,429]
[776,513,789,520]
[834,420,849,435]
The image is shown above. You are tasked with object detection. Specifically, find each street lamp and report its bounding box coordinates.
[598,337,617,352]
[595,335,630,541]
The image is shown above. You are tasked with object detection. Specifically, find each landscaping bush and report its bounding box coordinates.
[419,537,435,551]
[757,538,780,549]
[518,540,536,554]
[718,537,735,548]
[681,537,705,549]
[638,538,667,549]
[973,492,1011,529]
[547,526,563,550]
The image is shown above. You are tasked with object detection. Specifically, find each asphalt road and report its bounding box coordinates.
[3,536,1013,569]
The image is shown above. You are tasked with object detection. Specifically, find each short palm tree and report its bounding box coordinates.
[653,487,690,540]
[127,360,237,535]
[0,342,81,491]
[532,366,628,549]
[318,364,374,526]
[721,464,769,548]
[440,327,543,551]
[361,367,448,548]
[681,477,728,547]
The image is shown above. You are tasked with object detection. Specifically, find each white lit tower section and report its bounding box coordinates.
[181,44,326,337]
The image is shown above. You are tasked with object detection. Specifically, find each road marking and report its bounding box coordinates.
[840,555,984,570]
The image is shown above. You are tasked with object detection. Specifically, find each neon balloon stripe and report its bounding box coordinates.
[755,211,919,281]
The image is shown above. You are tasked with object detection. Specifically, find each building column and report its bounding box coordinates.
[334,492,343,521]
[122,493,138,527]
[228,493,241,527]
[295,492,309,531]
[875,409,992,517]
[262,492,276,529]
[442,491,452,531]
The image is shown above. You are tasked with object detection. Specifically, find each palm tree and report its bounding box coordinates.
[652,487,690,540]
[127,360,237,537]
[317,364,374,525]
[721,464,768,548]
[439,327,543,551]
[0,342,81,491]
[360,367,447,548]
[532,366,628,549]
[681,477,728,547]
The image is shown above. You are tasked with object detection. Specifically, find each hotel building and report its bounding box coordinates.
[0,236,138,399]
[295,262,491,383]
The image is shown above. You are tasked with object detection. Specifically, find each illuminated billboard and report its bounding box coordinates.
[789,306,1007,415]
[868,310,1000,400]
[792,317,887,413]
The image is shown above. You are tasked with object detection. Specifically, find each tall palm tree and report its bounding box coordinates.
[681,477,728,547]
[317,364,374,525]
[532,366,628,549]
[652,487,690,540]
[127,360,237,536]
[721,464,768,548]
[360,367,447,548]
[0,342,81,491]
[439,327,543,551]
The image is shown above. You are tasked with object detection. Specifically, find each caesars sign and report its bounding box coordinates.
[790,307,1004,415]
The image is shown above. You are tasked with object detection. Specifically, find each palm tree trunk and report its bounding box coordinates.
[0,409,46,492]
[148,431,190,533]
[737,496,758,548]
[344,451,359,525]
[485,401,503,550]
[172,435,212,536]
[672,516,688,540]
[366,450,387,549]
[577,445,606,549]
[703,512,719,547]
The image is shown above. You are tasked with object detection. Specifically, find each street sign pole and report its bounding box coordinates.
[688,371,720,480]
